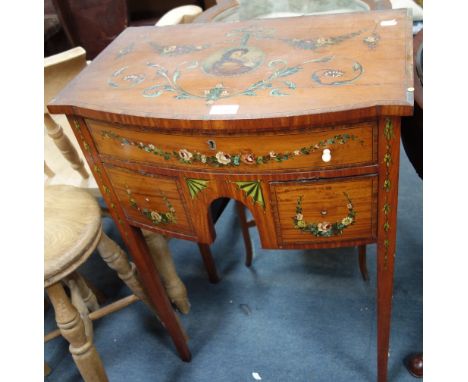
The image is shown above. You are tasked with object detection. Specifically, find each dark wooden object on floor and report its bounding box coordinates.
[48,10,413,381]
[404,353,423,378]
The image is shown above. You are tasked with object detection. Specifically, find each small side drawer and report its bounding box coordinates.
[270,176,377,246]
[88,119,376,173]
[104,165,194,237]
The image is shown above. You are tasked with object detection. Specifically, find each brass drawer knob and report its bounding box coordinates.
[321,210,328,216]
[322,148,331,162]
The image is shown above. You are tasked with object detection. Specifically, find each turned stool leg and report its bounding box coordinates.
[97,230,151,308]
[65,272,95,341]
[46,282,108,382]
[67,272,100,312]
[358,245,369,281]
[143,230,191,314]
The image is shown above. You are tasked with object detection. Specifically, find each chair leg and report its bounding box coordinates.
[143,230,191,314]
[235,201,254,267]
[67,272,100,312]
[97,230,152,309]
[79,273,107,306]
[46,282,108,382]
[44,160,55,177]
[64,273,94,342]
[358,245,369,281]
[197,243,220,283]
[44,113,89,179]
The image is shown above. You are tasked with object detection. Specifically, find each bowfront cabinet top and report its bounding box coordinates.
[48,9,413,131]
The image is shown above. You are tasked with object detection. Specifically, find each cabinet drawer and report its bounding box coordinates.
[103,165,194,238]
[270,176,377,246]
[88,119,376,173]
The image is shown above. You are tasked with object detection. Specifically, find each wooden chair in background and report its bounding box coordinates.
[155,4,203,26]
[44,47,191,312]
[44,47,192,380]
[44,185,159,382]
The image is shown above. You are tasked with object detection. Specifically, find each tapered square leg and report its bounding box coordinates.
[376,117,401,382]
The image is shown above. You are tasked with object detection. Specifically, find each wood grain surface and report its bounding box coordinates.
[88,119,376,172]
[104,165,195,237]
[271,175,377,245]
[44,185,102,285]
[48,9,413,131]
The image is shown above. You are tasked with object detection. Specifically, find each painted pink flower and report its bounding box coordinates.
[178,149,193,161]
[317,222,332,232]
[296,213,303,221]
[241,153,256,165]
[269,151,277,158]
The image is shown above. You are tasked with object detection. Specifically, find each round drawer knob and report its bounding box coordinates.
[322,148,331,162]
[321,210,328,216]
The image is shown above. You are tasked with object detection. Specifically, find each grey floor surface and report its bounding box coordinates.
[44,143,422,382]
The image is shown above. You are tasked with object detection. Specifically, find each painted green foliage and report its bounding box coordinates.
[233,181,265,208]
[282,30,364,51]
[141,60,306,103]
[108,23,370,103]
[101,130,363,168]
[126,187,176,225]
[186,178,209,199]
[148,42,210,56]
[382,118,394,269]
[293,193,356,237]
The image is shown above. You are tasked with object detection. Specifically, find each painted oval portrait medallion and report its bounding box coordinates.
[202,46,265,77]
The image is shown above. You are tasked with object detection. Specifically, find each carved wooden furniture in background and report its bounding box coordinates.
[154,5,203,26]
[48,10,413,381]
[51,0,128,59]
[44,185,159,381]
[45,47,91,185]
[50,0,207,59]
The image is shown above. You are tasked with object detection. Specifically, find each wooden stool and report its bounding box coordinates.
[44,185,157,381]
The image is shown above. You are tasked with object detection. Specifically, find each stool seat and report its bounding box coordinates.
[45,185,101,286]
